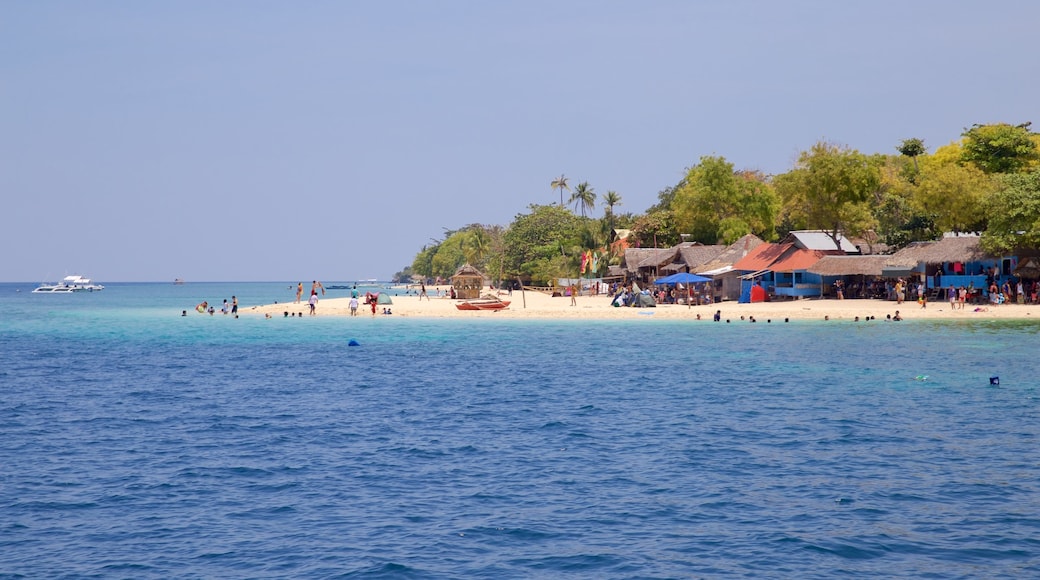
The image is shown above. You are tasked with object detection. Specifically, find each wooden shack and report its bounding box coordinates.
[451,264,485,299]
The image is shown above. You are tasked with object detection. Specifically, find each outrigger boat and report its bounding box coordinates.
[455,296,511,311]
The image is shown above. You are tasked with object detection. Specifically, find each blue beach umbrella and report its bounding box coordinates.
[654,272,711,285]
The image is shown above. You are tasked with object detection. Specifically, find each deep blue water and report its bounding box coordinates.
[2,282,1040,578]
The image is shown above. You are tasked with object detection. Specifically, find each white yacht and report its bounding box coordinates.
[32,275,105,293]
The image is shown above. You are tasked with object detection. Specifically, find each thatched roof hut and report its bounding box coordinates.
[620,247,677,279]
[695,234,765,274]
[451,264,485,299]
[888,236,993,265]
[807,255,895,277]
[670,244,726,272]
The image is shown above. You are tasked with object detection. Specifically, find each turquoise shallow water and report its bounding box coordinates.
[2,283,1039,578]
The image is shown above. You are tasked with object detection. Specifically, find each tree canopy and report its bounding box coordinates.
[981,169,1040,254]
[502,204,583,284]
[961,122,1039,174]
[774,142,880,246]
[671,156,779,244]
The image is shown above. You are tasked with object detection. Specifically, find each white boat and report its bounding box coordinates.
[32,275,105,293]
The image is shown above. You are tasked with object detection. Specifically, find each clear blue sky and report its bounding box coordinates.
[2,1,1037,282]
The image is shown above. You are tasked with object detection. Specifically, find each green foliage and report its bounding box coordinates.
[569,181,596,217]
[602,190,622,229]
[410,243,439,278]
[981,169,1040,254]
[430,230,470,279]
[391,266,414,283]
[961,122,1039,174]
[629,209,676,248]
[502,204,583,284]
[551,174,571,206]
[774,142,881,245]
[896,137,927,159]
[872,156,937,248]
[647,182,683,213]
[911,162,994,234]
[670,156,780,244]
[896,137,926,183]
[411,224,503,280]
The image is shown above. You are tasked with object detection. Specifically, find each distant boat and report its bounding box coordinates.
[33,275,105,293]
[174,278,185,285]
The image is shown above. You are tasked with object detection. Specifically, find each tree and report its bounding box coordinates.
[430,230,471,279]
[912,161,994,234]
[872,154,936,248]
[629,209,676,248]
[981,169,1040,254]
[774,142,881,247]
[603,190,622,229]
[569,181,596,217]
[411,242,441,278]
[961,122,1039,174]
[392,266,414,283]
[671,156,779,244]
[896,137,927,182]
[502,204,583,284]
[550,174,571,206]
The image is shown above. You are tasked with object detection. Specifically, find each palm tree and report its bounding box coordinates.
[569,181,596,218]
[603,190,622,228]
[550,174,570,206]
[464,228,490,265]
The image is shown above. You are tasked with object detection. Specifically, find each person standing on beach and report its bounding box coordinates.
[231,295,238,316]
[349,296,359,316]
[420,282,428,301]
[312,280,325,296]
[295,282,303,303]
[570,284,577,306]
[309,291,318,315]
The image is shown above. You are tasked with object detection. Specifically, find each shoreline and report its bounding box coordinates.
[243,287,1040,322]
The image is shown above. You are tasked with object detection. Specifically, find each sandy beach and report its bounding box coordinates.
[244,287,1040,322]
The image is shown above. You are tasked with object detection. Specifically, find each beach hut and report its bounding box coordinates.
[451,264,485,300]
[807,255,894,299]
[887,234,997,294]
[694,234,765,302]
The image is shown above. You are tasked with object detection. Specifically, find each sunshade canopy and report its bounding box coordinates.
[654,272,711,285]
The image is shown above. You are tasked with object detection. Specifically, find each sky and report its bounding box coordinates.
[2,1,1038,282]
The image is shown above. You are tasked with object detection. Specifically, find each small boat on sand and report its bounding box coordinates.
[455,296,511,311]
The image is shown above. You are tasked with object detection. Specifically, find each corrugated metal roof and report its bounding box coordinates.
[788,230,859,252]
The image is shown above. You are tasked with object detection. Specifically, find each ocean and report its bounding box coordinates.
[2,282,1039,578]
